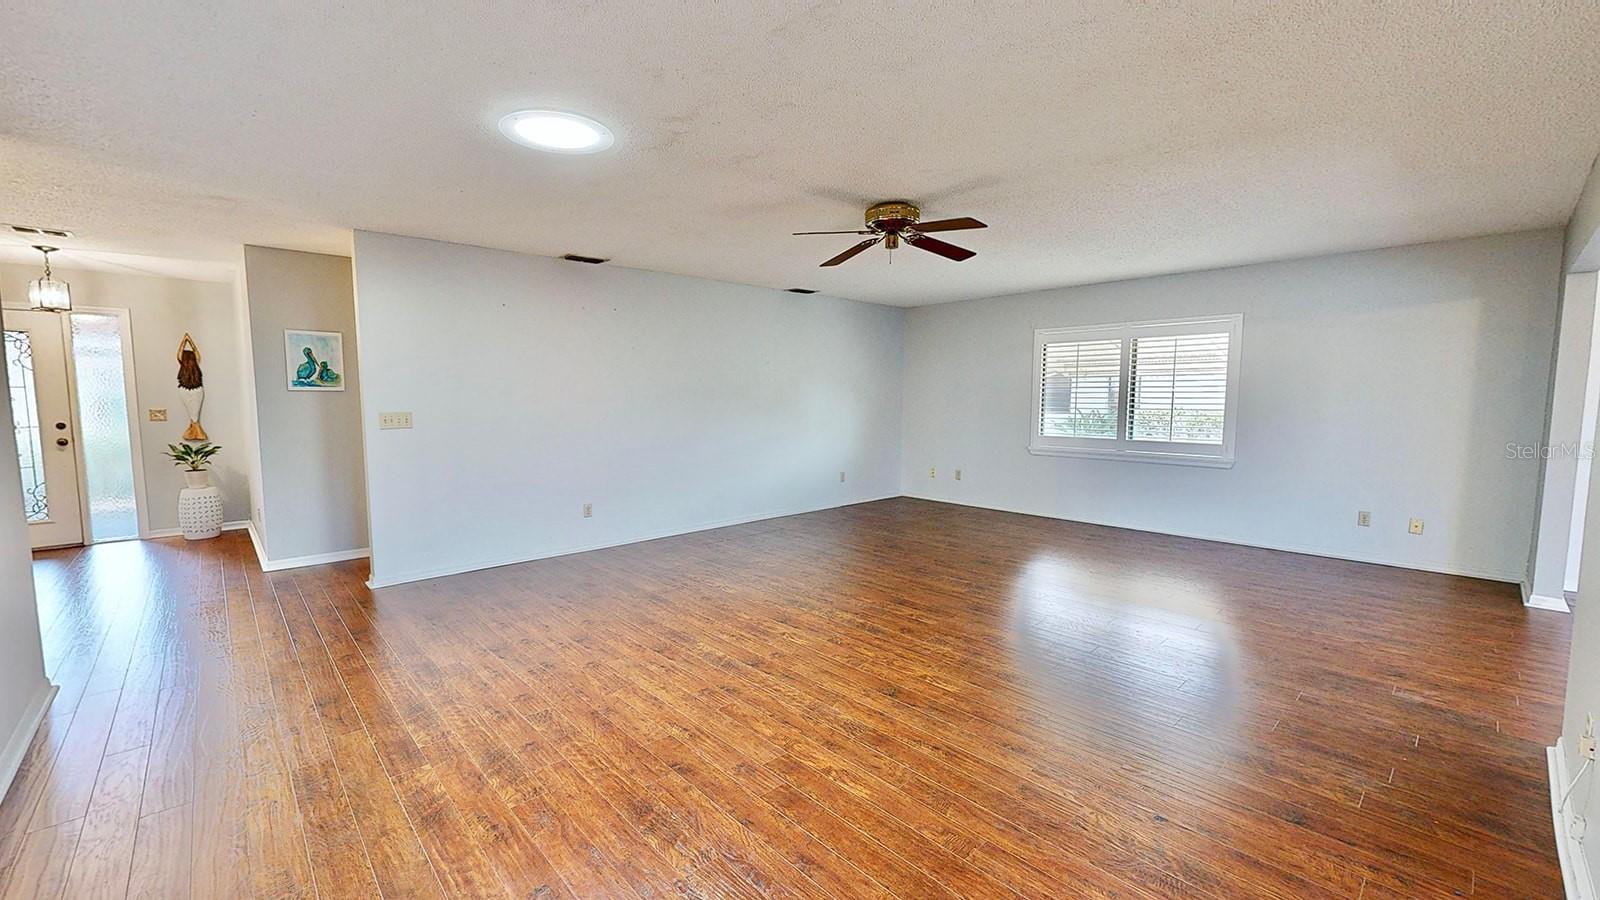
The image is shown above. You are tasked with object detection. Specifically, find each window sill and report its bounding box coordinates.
[1027,445,1235,469]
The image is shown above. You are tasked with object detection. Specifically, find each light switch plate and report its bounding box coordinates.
[378,411,413,430]
[147,408,168,422]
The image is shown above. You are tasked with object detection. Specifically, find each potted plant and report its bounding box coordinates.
[164,441,221,488]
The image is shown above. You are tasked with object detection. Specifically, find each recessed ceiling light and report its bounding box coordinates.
[498,110,614,154]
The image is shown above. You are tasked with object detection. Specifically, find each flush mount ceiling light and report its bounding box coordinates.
[498,110,614,154]
[28,245,71,312]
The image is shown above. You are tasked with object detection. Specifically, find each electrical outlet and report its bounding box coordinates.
[147,408,168,422]
[378,411,413,430]
[839,471,846,483]
[1582,714,1597,760]
[955,469,962,481]
[1357,510,1371,527]
[929,467,936,478]
[1408,517,1424,535]
[582,503,592,519]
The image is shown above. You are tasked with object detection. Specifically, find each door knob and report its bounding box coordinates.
[55,437,69,447]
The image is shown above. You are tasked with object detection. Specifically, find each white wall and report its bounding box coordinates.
[0,310,54,797]
[1566,152,1600,273]
[1561,397,1600,889]
[240,246,367,563]
[902,230,1562,581]
[1527,271,1597,606]
[1557,146,1600,895]
[234,263,267,540]
[352,231,904,587]
[0,264,252,531]
[1567,283,1600,594]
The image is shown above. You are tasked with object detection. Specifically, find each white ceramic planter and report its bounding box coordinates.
[178,469,223,540]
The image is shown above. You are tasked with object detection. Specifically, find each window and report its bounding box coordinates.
[1030,314,1241,466]
[1040,337,1121,440]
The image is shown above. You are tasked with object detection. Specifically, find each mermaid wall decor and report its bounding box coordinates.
[284,329,345,391]
[176,333,208,441]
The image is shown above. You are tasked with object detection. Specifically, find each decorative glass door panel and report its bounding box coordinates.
[69,312,139,541]
[4,310,84,548]
[5,329,48,521]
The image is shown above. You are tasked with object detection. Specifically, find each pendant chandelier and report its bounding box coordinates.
[28,245,71,312]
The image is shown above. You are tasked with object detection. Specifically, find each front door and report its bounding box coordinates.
[5,309,84,548]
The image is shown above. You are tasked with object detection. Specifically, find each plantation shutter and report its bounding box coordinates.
[1039,338,1122,439]
[1127,331,1230,444]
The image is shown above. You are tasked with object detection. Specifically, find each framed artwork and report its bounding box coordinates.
[285,329,345,391]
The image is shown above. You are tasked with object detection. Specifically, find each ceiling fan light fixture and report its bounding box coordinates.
[796,201,986,267]
[27,245,71,312]
[498,110,614,154]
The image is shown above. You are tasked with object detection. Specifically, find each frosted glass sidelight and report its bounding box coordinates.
[5,330,48,521]
[70,313,139,541]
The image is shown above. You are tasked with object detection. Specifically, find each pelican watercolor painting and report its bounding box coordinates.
[284,330,345,391]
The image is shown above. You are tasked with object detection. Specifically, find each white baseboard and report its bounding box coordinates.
[246,521,369,573]
[1549,739,1596,900]
[0,682,58,803]
[902,494,1525,584]
[243,515,265,563]
[1528,593,1573,613]
[140,520,250,541]
[246,519,267,568]
[366,493,900,589]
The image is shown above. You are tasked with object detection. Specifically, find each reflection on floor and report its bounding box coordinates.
[0,497,1571,898]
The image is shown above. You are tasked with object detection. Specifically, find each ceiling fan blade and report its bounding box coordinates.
[793,229,875,235]
[905,233,976,262]
[820,237,883,267]
[910,217,987,233]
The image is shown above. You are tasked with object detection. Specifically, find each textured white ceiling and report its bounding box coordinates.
[3,2,1599,306]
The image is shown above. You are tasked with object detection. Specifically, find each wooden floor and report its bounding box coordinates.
[0,498,1571,898]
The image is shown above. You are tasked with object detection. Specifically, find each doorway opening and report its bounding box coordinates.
[5,307,144,547]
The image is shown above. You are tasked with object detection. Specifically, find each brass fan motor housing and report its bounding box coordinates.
[797,201,981,267]
[865,201,921,233]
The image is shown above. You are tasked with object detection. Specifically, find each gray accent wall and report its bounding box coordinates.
[241,246,367,562]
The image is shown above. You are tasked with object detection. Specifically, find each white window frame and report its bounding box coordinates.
[1029,313,1242,468]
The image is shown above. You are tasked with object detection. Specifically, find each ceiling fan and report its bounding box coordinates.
[795,201,986,267]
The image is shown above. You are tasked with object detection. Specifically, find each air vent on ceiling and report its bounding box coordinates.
[785,288,818,294]
[9,224,74,239]
[560,253,609,265]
